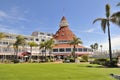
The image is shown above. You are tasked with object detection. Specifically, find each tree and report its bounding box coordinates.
[0,32,6,39]
[39,39,55,62]
[93,4,120,66]
[100,45,103,52]
[117,2,120,6]
[69,37,83,61]
[28,42,38,62]
[14,35,26,60]
[90,43,98,51]
[94,43,98,50]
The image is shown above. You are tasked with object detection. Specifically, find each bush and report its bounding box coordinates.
[63,57,75,63]
[104,58,118,67]
[91,58,107,65]
[91,58,118,67]
[81,55,88,62]
[12,59,19,63]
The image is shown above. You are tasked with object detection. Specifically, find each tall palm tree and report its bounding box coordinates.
[14,35,26,60]
[28,41,38,62]
[39,39,55,62]
[93,4,120,66]
[69,37,83,61]
[100,45,103,53]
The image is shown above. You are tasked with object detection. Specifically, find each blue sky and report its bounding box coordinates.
[0,0,120,50]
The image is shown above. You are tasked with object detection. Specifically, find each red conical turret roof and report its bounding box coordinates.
[54,16,76,40]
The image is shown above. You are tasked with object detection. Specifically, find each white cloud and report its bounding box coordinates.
[0,7,28,22]
[0,24,20,34]
[86,28,96,33]
[100,36,120,50]
[0,11,8,17]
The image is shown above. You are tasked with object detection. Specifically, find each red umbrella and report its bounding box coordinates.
[18,52,31,57]
[21,52,31,56]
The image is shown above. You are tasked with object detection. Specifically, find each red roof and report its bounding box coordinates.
[53,16,76,40]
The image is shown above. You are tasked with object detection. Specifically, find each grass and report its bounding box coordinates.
[0,63,119,80]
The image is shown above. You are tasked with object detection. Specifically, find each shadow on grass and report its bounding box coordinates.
[86,65,104,68]
[77,65,104,68]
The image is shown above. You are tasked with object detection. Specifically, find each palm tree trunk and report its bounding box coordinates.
[73,45,76,61]
[29,47,32,62]
[16,48,18,60]
[45,48,47,62]
[107,22,113,65]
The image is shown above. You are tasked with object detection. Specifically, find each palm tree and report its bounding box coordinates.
[90,43,98,51]
[69,37,83,61]
[0,32,6,39]
[94,43,98,50]
[28,41,38,62]
[14,35,26,60]
[93,4,120,66]
[39,39,55,62]
[100,45,103,53]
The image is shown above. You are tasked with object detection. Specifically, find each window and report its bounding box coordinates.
[24,38,28,40]
[66,48,71,52]
[72,48,77,51]
[47,34,51,36]
[78,48,82,52]
[83,48,87,52]
[30,38,33,41]
[53,49,58,52]
[42,50,46,53]
[36,38,39,41]
[59,48,64,52]
[3,42,8,45]
[41,39,45,42]
[40,32,44,35]
[0,42,2,44]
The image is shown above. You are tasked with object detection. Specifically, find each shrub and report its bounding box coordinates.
[12,59,19,63]
[63,57,75,63]
[81,55,88,62]
[91,58,107,65]
[104,58,118,67]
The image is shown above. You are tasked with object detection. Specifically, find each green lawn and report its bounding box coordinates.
[0,63,119,80]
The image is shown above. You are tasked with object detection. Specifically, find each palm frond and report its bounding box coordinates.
[117,2,120,6]
[101,19,107,33]
[106,4,110,18]
[111,12,120,26]
[93,18,106,24]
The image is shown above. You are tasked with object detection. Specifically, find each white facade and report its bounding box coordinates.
[0,31,53,56]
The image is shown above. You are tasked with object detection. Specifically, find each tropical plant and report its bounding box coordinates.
[100,45,103,52]
[90,43,99,51]
[39,39,55,62]
[93,4,120,66]
[0,32,6,39]
[14,35,26,60]
[117,2,120,6]
[69,37,83,61]
[28,42,38,62]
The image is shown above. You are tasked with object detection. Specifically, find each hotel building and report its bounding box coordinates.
[0,16,92,59]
